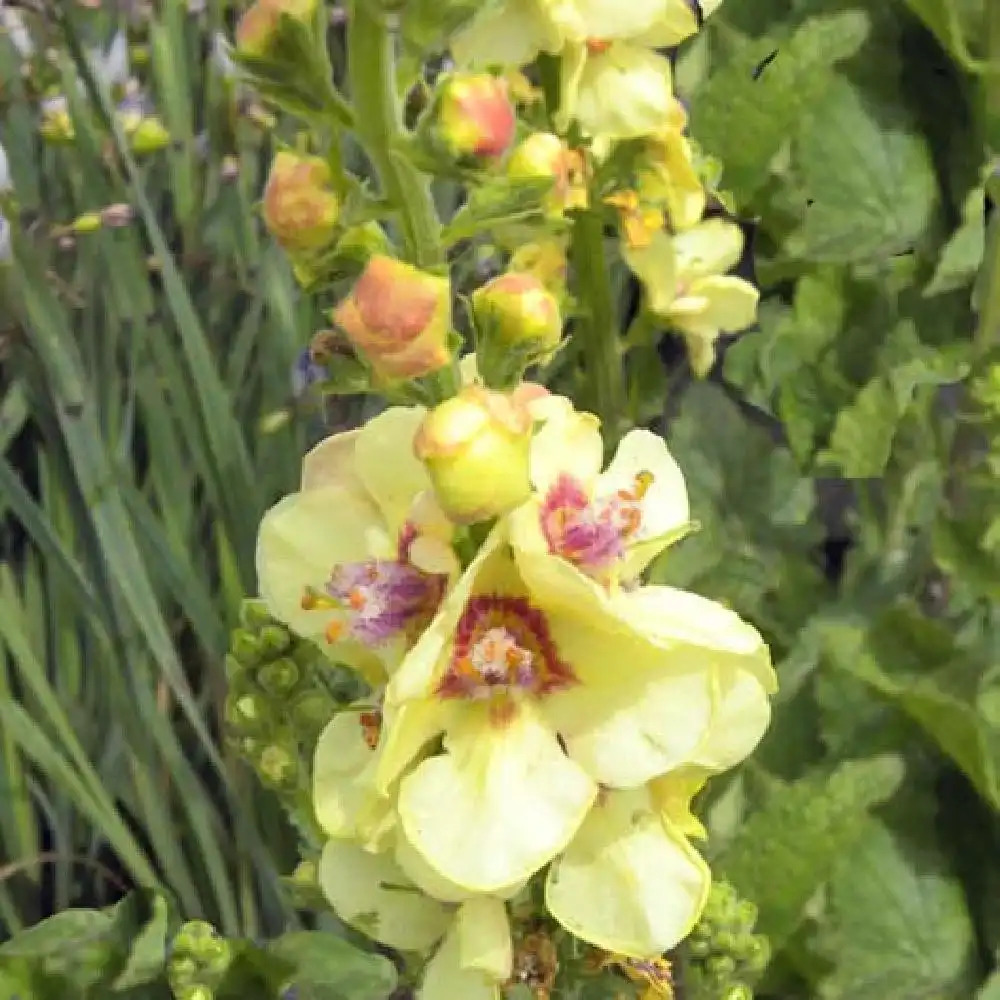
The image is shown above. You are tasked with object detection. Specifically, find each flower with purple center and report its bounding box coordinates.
[325,558,445,646]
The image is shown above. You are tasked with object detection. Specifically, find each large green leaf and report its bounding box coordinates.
[716,755,904,947]
[691,10,870,203]
[815,820,976,998]
[783,76,938,263]
[267,931,398,1000]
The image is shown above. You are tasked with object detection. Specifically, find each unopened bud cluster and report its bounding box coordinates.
[677,881,770,1000]
[225,600,337,798]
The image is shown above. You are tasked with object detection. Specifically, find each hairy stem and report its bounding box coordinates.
[571,208,626,441]
[347,2,442,268]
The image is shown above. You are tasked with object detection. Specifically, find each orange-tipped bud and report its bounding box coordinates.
[332,255,452,381]
[473,271,563,355]
[236,0,317,58]
[414,385,533,523]
[436,73,517,162]
[262,151,340,254]
[507,132,588,215]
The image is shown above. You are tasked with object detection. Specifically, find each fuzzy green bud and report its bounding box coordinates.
[71,213,103,235]
[473,270,563,387]
[256,657,301,696]
[240,600,274,631]
[289,690,335,740]
[130,117,171,155]
[257,742,299,788]
[230,628,263,667]
[178,987,213,1000]
[257,624,292,658]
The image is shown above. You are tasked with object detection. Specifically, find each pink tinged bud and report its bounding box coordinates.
[236,0,317,57]
[437,74,517,161]
[414,385,533,524]
[262,151,340,254]
[507,132,587,215]
[332,255,452,381]
[473,271,563,353]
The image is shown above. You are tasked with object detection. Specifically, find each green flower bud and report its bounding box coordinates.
[723,987,753,1000]
[257,742,299,788]
[735,900,758,930]
[224,654,244,681]
[130,117,171,155]
[225,686,272,735]
[231,628,263,667]
[256,656,301,696]
[240,599,274,631]
[71,212,103,234]
[289,690,335,740]
[168,955,198,986]
[707,955,737,980]
[257,624,291,654]
[178,987,213,1000]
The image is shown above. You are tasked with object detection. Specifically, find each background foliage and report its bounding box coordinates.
[1,0,999,998]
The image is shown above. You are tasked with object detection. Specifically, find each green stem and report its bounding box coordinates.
[347,2,442,268]
[977,10,1000,348]
[571,209,626,441]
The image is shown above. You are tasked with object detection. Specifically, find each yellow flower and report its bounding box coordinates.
[255,407,459,682]
[506,132,589,218]
[624,217,759,376]
[635,118,707,231]
[540,0,698,46]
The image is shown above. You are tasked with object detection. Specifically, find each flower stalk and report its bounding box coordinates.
[346,1,442,268]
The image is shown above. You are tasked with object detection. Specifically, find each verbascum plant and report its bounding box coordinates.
[231,0,773,996]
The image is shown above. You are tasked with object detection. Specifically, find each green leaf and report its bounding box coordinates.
[716,755,904,947]
[823,612,1000,810]
[818,376,899,477]
[691,10,870,203]
[815,820,976,999]
[901,0,994,73]
[266,931,398,1000]
[925,180,987,297]
[784,76,938,263]
[978,971,1000,999]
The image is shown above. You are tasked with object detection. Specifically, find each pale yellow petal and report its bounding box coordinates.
[419,916,500,1000]
[546,0,695,43]
[300,428,363,492]
[598,429,690,575]
[318,840,450,952]
[457,897,512,980]
[255,486,392,642]
[375,699,448,795]
[452,0,561,69]
[564,44,675,143]
[624,230,677,316]
[313,710,376,839]
[673,218,744,283]
[543,619,715,787]
[683,275,759,333]
[545,787,710,956]
[528,404,604,495]
[691,664,772,771]
[398,702,596,892]
[609,585,777,691]
[508,500,610,620]
[650,767,709,840]
[354,406,431,535]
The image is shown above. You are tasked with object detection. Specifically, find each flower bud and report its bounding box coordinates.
[129,117,171,155]
[236,0,317,59]
[414,384,533,523]
[507,132,587,216]
[262,151,340,255]
[332,255,451,381]
[435,73,516,162]
[473,271,562,354]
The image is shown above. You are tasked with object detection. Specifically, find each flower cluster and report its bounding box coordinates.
[239,0,774,995]
[256,388,774,997]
